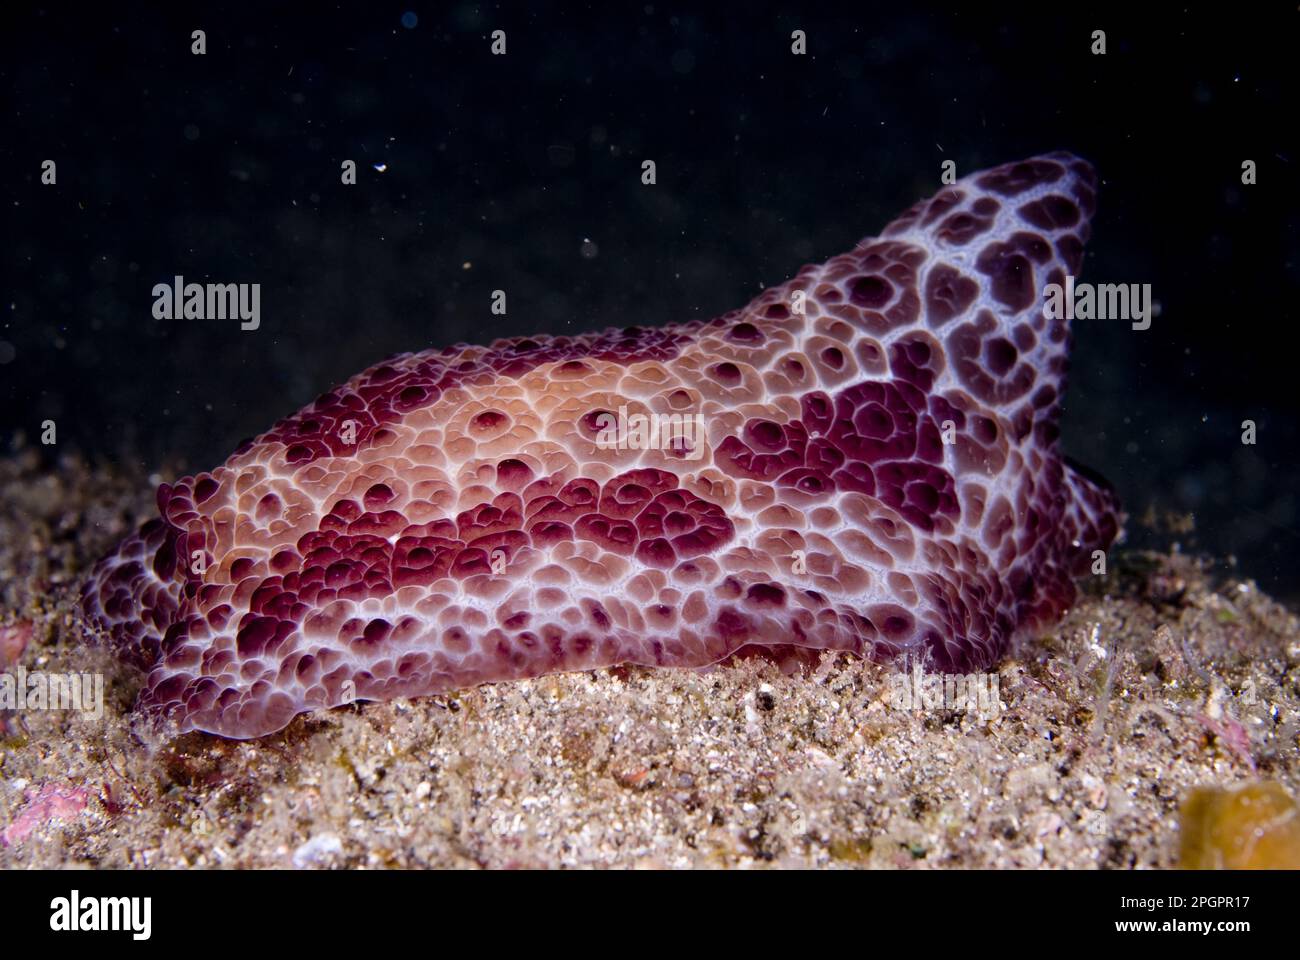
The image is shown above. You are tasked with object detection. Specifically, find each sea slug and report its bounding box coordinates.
[82,153,1121,739]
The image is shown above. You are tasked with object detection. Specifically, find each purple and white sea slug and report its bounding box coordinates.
[82,153,1122,739]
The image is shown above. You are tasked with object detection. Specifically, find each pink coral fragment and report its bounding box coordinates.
[1,783,92,848]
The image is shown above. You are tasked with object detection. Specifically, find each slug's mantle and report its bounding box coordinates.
[82,154,1121,739]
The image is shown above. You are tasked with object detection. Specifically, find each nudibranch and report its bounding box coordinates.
[83,153,1121,739]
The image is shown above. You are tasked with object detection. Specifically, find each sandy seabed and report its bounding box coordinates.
[1,448,1297,869]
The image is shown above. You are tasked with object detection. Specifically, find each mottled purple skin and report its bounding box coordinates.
[83,153,1121,739]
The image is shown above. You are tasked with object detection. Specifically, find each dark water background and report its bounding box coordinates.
[2,4,1297,601]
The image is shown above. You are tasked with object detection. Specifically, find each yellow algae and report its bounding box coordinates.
[1179,782,1300,869]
